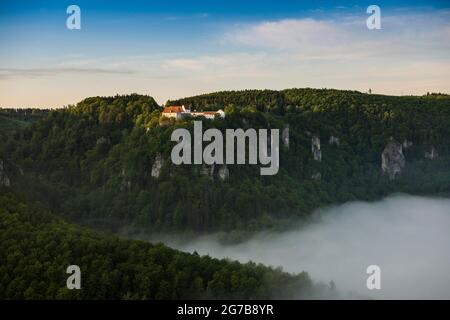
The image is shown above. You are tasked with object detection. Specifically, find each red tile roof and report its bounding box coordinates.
[162,106,184,113]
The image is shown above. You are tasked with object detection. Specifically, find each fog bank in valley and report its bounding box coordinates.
[167,195,450,299]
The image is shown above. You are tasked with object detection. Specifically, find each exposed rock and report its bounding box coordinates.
[282,125,289,149]
[311,135,322,162]
[424,146,438,160]
[329,136,340,146]
[151,153,164,178]
[311,172,322,181]
[381,139,405,180]
[0,159,11,187]
[96,137,110,145]
[217,165,229,181]
[119,169,131,192]
[402,140,413,149]
[200,164,229,181]
[201,164,215,179]
[120,179,131,192]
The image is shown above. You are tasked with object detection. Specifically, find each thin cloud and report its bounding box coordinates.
[223,10,450,60]
[0,67,136,79]
[224,18,344,51]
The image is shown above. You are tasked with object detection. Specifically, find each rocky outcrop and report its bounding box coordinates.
[200,164,229,181]
[282,125,289,149]
[217,165,229,181]
[311,172,321,181]
[311,135,322,162]
[424,146,438,160]
[381,139,405,180]
[120,169,131,192]
[329,136,340,146]
[201,164,215,179]
[402,140,413,149]
[151,153,164,178]
[0,159,11,187]
[96,137,110,145]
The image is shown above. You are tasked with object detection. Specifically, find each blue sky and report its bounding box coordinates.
[0,0,449,107]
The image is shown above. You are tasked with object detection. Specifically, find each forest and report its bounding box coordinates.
[1,88,449,299]
[1,89,449,235]
[0,190,327,299]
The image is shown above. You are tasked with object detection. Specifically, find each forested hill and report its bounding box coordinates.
[168,88,450,115]
[0,190,323,299]
[0,108,48,141]
[1,89,450,235]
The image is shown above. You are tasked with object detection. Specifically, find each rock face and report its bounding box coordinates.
[201,164,229,181]
[0,159,11,187]
[311,172,321,181]
[381,140,405,180]
[424,146,438,160]
[217,165,229,181]
[201,164,215,179]
[329,136,340,146]
[311,135,322,162]
[96,137,110,145]
[151,153,164,178]
[402,140,413,149]
[120,169,131,192]
[282,125,289,149]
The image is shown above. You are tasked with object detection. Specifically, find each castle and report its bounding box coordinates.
[162,105,225,120]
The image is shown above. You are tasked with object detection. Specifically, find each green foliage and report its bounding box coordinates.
[3,90,450,234]
[0,108,48,142]
[0,191,316,299]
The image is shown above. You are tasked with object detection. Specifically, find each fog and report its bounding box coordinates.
[166,195,450,299]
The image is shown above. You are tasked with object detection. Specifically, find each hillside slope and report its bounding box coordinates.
[0,189,322,299]
[2,90,450,234]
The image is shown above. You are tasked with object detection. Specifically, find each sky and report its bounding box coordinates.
[0,0,449,108]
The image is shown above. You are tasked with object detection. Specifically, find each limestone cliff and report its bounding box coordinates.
[201,164,215,179]
[381,139,405,180]
[201,164,229,181]
[312,135,322,162]
[402,140,413,149]
[424,146,438,160]
[329,136,340,146]
[282,125,289,149]
[0,159,11,187]
[311,172,321,181]
[151,153,164,178]
[217,165,229,181]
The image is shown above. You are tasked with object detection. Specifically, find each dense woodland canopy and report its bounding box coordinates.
[0,190,323,299]
[1,89,450,236]
[1,88,449,300]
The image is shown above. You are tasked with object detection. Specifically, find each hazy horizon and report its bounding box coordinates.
[2,87,449,109]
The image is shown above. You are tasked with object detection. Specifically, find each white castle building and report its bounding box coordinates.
[162,105,225,120]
